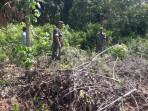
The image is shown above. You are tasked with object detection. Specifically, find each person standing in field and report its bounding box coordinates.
[52,21,64,60]
[21,27,26,46]
[95,27,106,52]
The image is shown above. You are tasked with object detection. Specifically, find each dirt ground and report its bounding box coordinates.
[0,57,148,111]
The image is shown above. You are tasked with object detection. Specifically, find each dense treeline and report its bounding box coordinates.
[37,0,148,38]
[0,0,148,39]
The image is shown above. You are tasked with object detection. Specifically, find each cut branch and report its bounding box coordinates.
[98,88,137,111]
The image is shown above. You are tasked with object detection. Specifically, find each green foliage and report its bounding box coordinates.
[0,80,11,87]
[0,24,22,46]
[68,0,90,30]
[128,37,148,58]
[80,90,84,98]
[12,102,19,111]
[61,0,74,24]
[84,23,101,50]
[0,54,8,62]
[1,0,148,43]
[13,46,35,69]
[111,44,128,59]
[0,47,8,62]
[35,97,44,111]
[37,0,62,24]
[31,23,55,57]
[18,0,41,22]
[61,46,87,62]
[33,32,50,55]
[0,24,23,60]
[67,0,148,44]
[65,31,86,48]
[0,22,147,69]
[83,23,113,50]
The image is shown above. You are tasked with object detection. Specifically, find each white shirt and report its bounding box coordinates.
[21,31,26,46]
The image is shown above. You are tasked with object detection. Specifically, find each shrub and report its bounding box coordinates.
[61,46,88,64]
[0,54,8,62]
[13,46,35,70]
[128,37,148,58]
[0,48,8,62]
[83,23,113,50]
[111,44,128,59]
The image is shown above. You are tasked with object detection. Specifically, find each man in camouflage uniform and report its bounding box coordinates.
[52,21,64,60]
[95,27,106,52]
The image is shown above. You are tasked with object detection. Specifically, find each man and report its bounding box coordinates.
[21,27,26,46]
[52,21,64,60]
[95,27,106,52]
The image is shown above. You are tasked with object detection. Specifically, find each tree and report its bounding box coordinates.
[0,0,41,47]
[0,0,42,79]
[61,0,74,24]
[37,0,74,25]
[68,0,92,30]
[88,0,148,40]
[37,0,64,25]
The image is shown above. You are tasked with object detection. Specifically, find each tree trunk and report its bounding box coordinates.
[26,19,31,47]
[25,0,31,47]
[25,0,31,82]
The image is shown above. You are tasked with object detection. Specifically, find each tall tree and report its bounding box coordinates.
[25,0,31,47]
[0,0,41,47]
[37,0,73,25]
[61,0,74,24]
[37,0,63,24]
[68,0,92,30]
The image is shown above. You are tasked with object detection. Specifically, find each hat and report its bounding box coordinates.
[22,27,26,31]
[57,21,64,25]
[100,27,103,30]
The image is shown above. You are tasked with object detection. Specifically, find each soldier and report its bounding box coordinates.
[52,21,64,60]
[95,27,106,52]
[21,27,26,46]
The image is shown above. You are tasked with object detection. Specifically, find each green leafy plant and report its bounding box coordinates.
[12,102,19,111]
[111,44,128,59]
[80,90,84,98]
[0,54,8,62]
[34,33,51,56]
[19,0,41,22]
[32,24,54,57]
[13,45,35,70]
[128,37,148,58]
[35,97,44,111]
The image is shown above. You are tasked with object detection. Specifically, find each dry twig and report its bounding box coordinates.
[98,88,137,111]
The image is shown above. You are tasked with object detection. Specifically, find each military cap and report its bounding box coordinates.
[100,27,103,30]
[57,21,64,25]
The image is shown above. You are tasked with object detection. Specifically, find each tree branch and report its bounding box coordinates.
[98,88,137,111]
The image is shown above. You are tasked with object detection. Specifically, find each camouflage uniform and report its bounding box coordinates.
[52,27,63,60]
[96,32,106,52]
